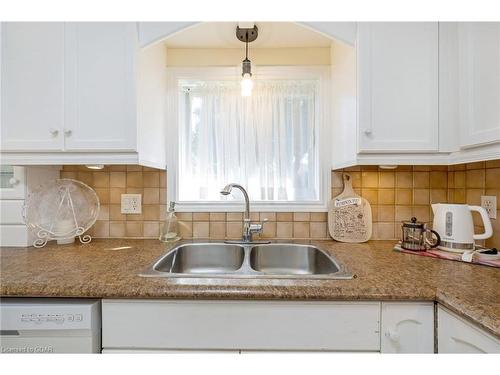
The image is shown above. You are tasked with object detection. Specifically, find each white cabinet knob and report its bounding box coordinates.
[363,129,373,135]
[64,129,72,137]
[385,329,400,342]
[49,128,59,137]
[8,177,20,186]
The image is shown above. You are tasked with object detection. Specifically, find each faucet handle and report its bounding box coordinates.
[248,218,267,234]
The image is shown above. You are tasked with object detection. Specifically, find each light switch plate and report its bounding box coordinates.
[121,194,142,214]
[481,195,497,219]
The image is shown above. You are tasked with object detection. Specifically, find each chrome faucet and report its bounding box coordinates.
[220,183,269,243]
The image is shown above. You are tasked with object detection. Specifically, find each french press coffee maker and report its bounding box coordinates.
[401,217,441,251]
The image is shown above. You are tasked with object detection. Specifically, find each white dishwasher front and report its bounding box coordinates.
[0,298,101,354]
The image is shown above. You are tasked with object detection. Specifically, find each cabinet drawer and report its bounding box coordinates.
[0,200,25,224]
[0,167,26,200]
[102,300,381,351]
[438,305,500,353]
[0,225,29,247]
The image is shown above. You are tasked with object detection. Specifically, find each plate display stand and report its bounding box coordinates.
[23,179,100,248]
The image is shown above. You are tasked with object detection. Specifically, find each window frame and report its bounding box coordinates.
[166,65,331,212]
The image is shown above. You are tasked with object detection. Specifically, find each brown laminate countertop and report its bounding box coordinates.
[1,239,499,338]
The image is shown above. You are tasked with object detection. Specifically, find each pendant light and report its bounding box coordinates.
[236,25,258,97]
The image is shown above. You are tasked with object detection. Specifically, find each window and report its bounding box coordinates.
[167,67,330,211]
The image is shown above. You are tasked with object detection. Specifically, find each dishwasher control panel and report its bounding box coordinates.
[0,299,100,331]
[20,313,84,324]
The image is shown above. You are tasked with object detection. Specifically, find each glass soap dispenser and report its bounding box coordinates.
[159,201,181,243]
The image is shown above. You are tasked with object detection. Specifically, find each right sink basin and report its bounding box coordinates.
[250,244,341,276]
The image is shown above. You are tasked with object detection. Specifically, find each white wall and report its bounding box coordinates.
[138,22,197,48]
[165,47,331,67]
[138,22,357,48]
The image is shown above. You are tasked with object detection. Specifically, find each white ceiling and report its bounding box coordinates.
[164,22,333,49]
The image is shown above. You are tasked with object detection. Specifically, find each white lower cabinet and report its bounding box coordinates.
[102,300,381,352]
[438,305,500,353]
[380,302,435,353]
[92,300,500,353]
[102,300,441,353]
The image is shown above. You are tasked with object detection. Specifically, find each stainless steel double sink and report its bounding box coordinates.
[140,242,353,280]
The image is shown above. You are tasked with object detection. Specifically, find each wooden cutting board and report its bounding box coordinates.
[328,173,372,243]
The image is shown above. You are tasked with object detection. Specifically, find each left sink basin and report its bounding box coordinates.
[152,243,245,275]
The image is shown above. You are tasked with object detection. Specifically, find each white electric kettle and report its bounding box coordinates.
[431,203,493,252]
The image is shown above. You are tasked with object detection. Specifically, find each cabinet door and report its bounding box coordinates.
[381,302,434,353]
[358,22,439,153]
[458,23,500,149]
[438,305,500,353]
[102,300,381,351]
[64,23,137,151]
[1,23,65,151]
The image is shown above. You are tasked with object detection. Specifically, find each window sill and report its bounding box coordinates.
[174,201,328,213]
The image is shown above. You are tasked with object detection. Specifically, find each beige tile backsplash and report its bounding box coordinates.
[335,162,500,246]
[447,160,500,249]
[63,161,500,246]
[332,165,449,241]
[61,165,166,240]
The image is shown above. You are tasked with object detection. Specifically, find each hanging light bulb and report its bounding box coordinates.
[241,58,253,97]
[236,25,258,97]
[241,74,253,97]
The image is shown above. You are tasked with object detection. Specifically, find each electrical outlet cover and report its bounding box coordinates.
[481,195,497,219]
[121,194,142,214]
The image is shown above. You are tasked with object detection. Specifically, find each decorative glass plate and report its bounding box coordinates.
[23,179,100,248]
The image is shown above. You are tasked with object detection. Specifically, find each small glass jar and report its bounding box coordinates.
[159,202,181,243]
[401,217,440,251]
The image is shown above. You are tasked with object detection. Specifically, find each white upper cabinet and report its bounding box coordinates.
[1,23,65,151]
[381,302,434,353]
[458,23,500,149]
[357,22,439,153]
[64,23,137,151]
[1,22,137,153]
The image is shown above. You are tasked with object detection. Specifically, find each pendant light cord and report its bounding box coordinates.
[245,31,249,60]
[240,29,253,78]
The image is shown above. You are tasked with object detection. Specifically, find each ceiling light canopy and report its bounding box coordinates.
[236,25,258,97]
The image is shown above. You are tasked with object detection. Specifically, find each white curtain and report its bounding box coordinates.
[178,80,318,202]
